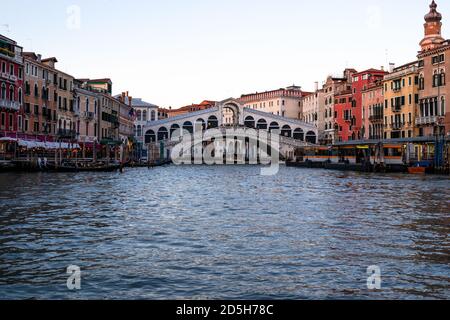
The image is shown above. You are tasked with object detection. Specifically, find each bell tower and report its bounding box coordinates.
[420,0,445,51]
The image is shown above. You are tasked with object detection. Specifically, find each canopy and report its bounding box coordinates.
[16,139,80,150]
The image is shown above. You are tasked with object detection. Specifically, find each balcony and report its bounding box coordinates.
[0,99,20,111]
[415,116,443,126]
[391,105,402,113]
[57,129,77,139]
[391,122,404,130]
[0,72,17,82]
[82,111,95,121]
[0,47,22,65]
[369,115,383,123]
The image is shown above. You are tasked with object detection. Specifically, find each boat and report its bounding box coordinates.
[408,166,426,174]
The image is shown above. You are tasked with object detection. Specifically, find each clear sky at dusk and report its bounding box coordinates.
[1,0,448,107]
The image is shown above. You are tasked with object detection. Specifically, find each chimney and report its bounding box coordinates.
[120,92,125,103]
[389,63,395,73]
[128,96,132,108]
[381,66,384,71]
[37,54,42,63]
[314,81,319,92]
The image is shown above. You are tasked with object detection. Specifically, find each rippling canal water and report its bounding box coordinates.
[0,166,449,300]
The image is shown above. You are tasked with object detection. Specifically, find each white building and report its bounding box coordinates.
[237,86,309,123]
[301,83,325,134]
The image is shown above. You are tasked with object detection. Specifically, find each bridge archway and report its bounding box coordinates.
[293,128,304,141]
[221,102,241,126]
[195,118,207,131]
[208,115,219,129]
[257,119,268,130]
[145,130,156,143]
[158,127,169,141]
[269,121,280,132]
[244,116,255,128]
[281,125,292,137]
[305,131,317,144]
[170,124,180,138]
[183,121,194,134]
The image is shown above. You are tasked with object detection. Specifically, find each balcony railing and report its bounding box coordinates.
[390,122,405,130]
[57,129,77,138]
[392,105,402,112]
[415,116,442,126]
[369,115,383,122]
[0,72,17,82]
[0,99,20,111]
[82,111,95,121]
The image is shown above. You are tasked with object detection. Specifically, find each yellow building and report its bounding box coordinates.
[383,62,420,139]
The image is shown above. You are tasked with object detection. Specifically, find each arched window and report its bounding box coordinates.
[34,84,38,97]
[86,98,90,112]
[419,74,425,90]
[440,69,446,86]
[143,110,147,121]
[441,97,445,116]
[151,110,156,121]
[137,110,142,121]
[1,83,6,100]
[18,88,22,104]
[9,86,14,101]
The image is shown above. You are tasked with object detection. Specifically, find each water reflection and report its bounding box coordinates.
[0,166,449,299]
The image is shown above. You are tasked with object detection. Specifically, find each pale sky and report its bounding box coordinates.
[1,0,448,108]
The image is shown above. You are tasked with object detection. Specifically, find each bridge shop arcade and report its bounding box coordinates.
[142,99,319,164]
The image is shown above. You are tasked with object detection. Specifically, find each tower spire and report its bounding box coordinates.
[420,1,445,51]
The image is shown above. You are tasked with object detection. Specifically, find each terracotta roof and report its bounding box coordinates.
[41,57,58,63]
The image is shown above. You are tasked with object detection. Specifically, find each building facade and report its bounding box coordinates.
[417,1,449,137]
[349,69,387,141]
[52,63,77,142]
[301,84,325,136]
[74,83,99,149]
[383,62,419,139]
[116,94,159,160]
[0,34,23,138]
[22,53,58,141]
[239,86,308,122]
[362,81,384,140]
[321,69,356,144]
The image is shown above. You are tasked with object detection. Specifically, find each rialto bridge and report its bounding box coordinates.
[142,98,318,161]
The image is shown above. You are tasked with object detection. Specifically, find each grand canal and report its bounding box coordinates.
[0,166,448,299]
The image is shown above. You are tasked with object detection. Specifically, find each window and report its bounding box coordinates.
[18,88,22,104]
[419,75,425,90]
[441,97,445,116]
[1,83,6,100]
[432,54,445,64]
[9,86,14,101]
[9,64,14,76]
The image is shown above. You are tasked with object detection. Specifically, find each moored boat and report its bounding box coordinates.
[408,166,426,174]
